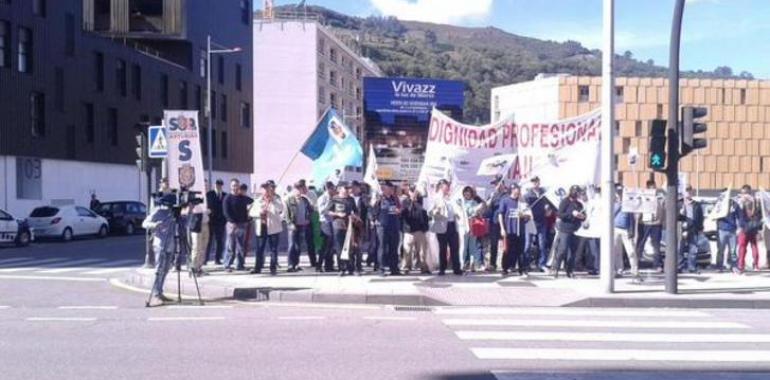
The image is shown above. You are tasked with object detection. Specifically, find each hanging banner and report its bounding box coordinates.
[164,110,205,195]
[417,108,602,195]
[622,188,658,214]
[300,108,364,187]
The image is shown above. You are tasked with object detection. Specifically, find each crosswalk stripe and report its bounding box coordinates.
[471,348,770,362]
[435,307,710,318]
[148,317,225,322]
[37,259,108,273]
[89,259,141,267]
[0,258,67,271]
[80,267,132,275]
[26,317,97,322]
[442,319,749,329]
[456,331,770,343]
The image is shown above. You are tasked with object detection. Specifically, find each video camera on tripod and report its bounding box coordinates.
[152,188,204,212]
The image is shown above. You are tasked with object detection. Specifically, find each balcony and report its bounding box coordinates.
[83,0,185,40]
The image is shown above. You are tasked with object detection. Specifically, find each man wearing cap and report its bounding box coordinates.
[250,181,284,275]
[430,179,463,276]
[316,182,337,272]
[222,180,253,272]
[285,180,317,271]
[205,179,227,265]
[552,185,586,278]
[524,176,552,272]
[374,181,402,275]
[485,175,507,271]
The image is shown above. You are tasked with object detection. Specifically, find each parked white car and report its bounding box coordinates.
[27,206,109,241]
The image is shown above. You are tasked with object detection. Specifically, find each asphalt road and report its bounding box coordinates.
[2,237,770,379]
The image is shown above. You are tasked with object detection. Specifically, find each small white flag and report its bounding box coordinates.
[364,144,381,197]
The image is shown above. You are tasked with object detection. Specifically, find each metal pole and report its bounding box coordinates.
[665,0,686,294]
[600,0,616,293]
[206,34,214,185]
[143,162,155,268]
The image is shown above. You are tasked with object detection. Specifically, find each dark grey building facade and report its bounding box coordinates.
[0,0,253,172]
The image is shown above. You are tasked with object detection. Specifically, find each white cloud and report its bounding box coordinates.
[369,0,494,24]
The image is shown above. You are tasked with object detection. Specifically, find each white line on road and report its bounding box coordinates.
[58,306,118,310]
[166,305,233,309]
[90,259,142,268]
[81,267,133,275]
[277,316,326,320]
[0,258,68,268]
[37,260,109,273]
[0,274,104,282]
[363,316,417,321]
[38,259,106,269]
[435,307,710,318]
[26,317,97,322]
[0,306,10,309]
[442,319,749,329]
[472,348,770,362]
[0,258,32,266]
[147,317,226,322]
[456,331,770,343]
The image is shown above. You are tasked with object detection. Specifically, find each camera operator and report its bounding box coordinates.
[187,180,211,276]
[142,192,176,306]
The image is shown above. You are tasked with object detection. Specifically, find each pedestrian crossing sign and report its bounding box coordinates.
[148,125,167,158]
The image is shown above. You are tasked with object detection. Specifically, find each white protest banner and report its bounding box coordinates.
[576,187,602,239]
[758,190,770,224]
[622,188,658,214]
[417,109,601,197]
[477,154,516,177]
[164,110,205,195]
[364,144,382,198]
[707,187,731,220]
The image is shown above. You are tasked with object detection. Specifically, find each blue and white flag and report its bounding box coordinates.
[300,108,363,186]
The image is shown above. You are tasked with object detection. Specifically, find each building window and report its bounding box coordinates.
[179,81,188,109]
[199,49,206,78]
[329,70,337,87]
[318,38,325,55]
[217,56,224,85]
[221,131,228,159]
[220,94,227,122]
[240,0,250,25]
[578,85,589,102]
[108,108,118,146]
[330,92,337,109]
[18,27,32,73]
[235,63,242,91]
[318,86,326,104]
[211,90,217,120]
[30,92,45,138]
[32,0,46,17]
[65,13,75,56]
[94,52,104,91]
[116,59,127,97]
[240,102,251,128]
[329,48,337,63]
[0,21,9,68]
[615,86,624,103]
[131,64,142,100]
[356,87,361,100]
[355,68,361,80]
[211,131,217,158]
[160,74,169,107]
[195,85,202,110]
[54,67,64,112]
[84,103,95,143]
[740,88,746,105]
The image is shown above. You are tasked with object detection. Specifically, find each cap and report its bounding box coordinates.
[510,182,521,190]
[265,180,276,188]
[382,180,395,188]
[436,179,450,187]
[530,176,540,183]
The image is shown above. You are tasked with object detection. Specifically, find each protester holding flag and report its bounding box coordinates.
[737,198,762,273]
[484,176,507,272]
[250,181,284,275]
[328,183,358,276]
[430,179,463,276]
[496,183,532,277]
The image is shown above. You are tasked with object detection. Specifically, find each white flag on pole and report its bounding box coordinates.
[707,187,731,221]
[340,218,352,261]
[364,144,381,197]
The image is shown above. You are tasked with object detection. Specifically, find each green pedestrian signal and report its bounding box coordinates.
[648,119,667,172]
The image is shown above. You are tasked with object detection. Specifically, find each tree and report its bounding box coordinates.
[714,66,734,77]
[623,50,633,59]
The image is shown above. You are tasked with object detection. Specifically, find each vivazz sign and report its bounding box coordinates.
[391,80,437,98]
[164,110,205,195]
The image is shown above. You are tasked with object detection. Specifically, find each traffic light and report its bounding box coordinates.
[648,119,667,172]
[135,133,147,172]
[680,106,708,157]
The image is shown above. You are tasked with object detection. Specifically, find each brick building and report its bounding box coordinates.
[491,74,770,191]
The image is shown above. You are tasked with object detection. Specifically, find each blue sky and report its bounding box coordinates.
[259,0,770,79]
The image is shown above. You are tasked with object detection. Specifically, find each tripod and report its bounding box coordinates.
[145,208,204,307]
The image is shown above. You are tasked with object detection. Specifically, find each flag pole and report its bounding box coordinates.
[600,0,616,293]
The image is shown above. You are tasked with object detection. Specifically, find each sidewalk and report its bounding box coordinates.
[116,261,770,308]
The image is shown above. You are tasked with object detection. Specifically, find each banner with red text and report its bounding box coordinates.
[417,109,602,194]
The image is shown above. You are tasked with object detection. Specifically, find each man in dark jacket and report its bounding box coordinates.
[678,186,704,273]
[401,190,430,274]
[485,175,507,271]
[553,185,585,278]
[222,179,253,272]
[715,196,740,272]
[524,176,551,271]
[328,183,358,276]
[286,180,317,272]
[206,179,227,265]
[374,181,401,276]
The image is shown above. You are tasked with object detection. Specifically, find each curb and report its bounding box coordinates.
[566,297,770,309]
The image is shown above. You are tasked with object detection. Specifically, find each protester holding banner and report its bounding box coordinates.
[678,186,704,274]
[484,176,507,272]
[575,187,601,276]
[496,183,532,277]
[328,184,358,276]
[524,177,552,272]
[636,180,665,273]
[613,188,638,278]
[460,186,487,273]
[714,196,740,272]
[737,198,762,273]
[553,185,585,278]
[430,180,463,276]
[401,189,431,274]
[249,181,284,275]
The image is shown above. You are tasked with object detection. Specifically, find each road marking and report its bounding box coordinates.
[491,371,770,380]
[456,331,770,343]
[37,259,108,273]
[58,306,118,310]
[148,317,226,322]
[0,258,68,272]
[363,316,417,321]
[435,307,710,318]
[0,274,104,282]
[81,267,132,275]
[441,319,749,329]
[277,316,326,320]
[166,305,233,309]
[26,317,97,322]
[0,305,10,309]
[0,258,32,266]
[90,259,141,268]
[471,348,770,362]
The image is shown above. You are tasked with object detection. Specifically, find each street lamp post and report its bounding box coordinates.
[205,35,241,185]
[600,0,616,293]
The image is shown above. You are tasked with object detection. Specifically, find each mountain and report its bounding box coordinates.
[260,5,754,124]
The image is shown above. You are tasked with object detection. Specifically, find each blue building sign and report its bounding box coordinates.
[364,77,465,182]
